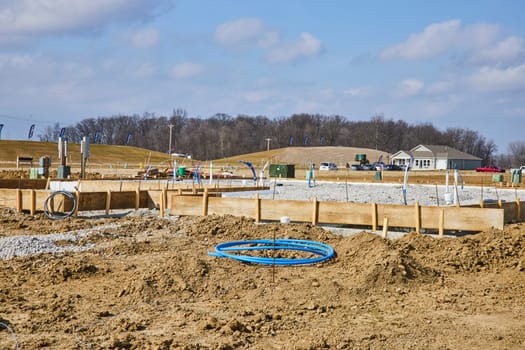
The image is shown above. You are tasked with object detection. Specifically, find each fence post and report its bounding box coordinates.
[414,201,420,234]
[382,217,388,239]
[371,203,377,231]
[135,189,140,210]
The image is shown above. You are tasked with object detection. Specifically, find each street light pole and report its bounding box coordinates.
[168,124,174,154]
[265,138,271,152]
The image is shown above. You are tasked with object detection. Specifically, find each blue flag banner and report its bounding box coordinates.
[303,136,309,145]
[288,135,294,146]
[60,127,66,138]
[125,132,132,145]
[28,124,35,139]
[94,130,101,143]
[0,124,3,134]
[320,136,324,145]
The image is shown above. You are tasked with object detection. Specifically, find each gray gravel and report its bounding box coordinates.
[224,179,525,206]
[0,224,119,260]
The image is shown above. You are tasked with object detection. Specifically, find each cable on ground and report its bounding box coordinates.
[44,190,77,220]
[208,239,335,265]
[0,321,19,350]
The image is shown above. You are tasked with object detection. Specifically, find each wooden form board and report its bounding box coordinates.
[0,189,149,213]
[73,179,268,193]
[0,179,48,189]
[170,195,505,232]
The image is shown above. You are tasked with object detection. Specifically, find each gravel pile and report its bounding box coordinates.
[0,224,119,260]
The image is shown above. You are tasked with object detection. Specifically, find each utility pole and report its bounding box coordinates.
[265,138,271,152]
[168,124,174,154]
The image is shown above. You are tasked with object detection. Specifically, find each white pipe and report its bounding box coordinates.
[453,169,458,205]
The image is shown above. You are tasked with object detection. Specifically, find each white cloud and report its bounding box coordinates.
[381,20,462,60]
[129,27,159,48]
[466,36,525,65]
[396,79,425,97]
[266,32,322,64]
[170,62,204,79]
[380,20,501,61]
[130,63,156,78]
[242,90,272,103]
[343,88,369,97]
[214,18,266,46]
[0,0,171,44]
[467,64,525,92]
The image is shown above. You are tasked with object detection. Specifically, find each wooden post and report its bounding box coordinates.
[382,217,388,239]
[135,189,140,210]
[371,203,377,231]
[178,188,182,195]
[312,197,319,226]
[16,189,22,213]
[74,191,80,217]
[438,208,445,238]
[202,188,209,216]
[30,189,36,215]
[414,201,421,234]
[45,177,51,190]
[160,190,165,217]
[516,198,521,221]
[105,190,111,215]
[255,193,261,223]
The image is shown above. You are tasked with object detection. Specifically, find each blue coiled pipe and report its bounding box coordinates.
[208,239,335,265]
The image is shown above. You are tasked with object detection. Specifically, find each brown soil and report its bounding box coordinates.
[1,208,524,349]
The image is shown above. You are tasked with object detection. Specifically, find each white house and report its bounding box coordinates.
[391,145,482,170]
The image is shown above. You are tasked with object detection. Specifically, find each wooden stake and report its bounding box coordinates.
[371,203,377,231]
[30,189,36,215]
[135,188,140,210]
[439,208,445,238]
[202,188,209,216]
[159,190,165,217]
[16,189,22,213]
[382,217,388,239]
[516,197,521,221]
[255,193,261,223]
[414,201,421,234]
[312,197,319,225]
[105,190,111,215]
[74,191,80,217]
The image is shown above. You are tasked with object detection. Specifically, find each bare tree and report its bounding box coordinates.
[508,141,525,167]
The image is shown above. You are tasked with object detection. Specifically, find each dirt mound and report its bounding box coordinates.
[395,226,525,273]
[1,213,525,349]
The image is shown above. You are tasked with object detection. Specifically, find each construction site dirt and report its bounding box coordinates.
[1,207,524,349]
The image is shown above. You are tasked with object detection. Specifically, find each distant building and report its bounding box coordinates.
[391,144,482,170]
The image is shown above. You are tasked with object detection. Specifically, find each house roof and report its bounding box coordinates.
[393,144,481,160]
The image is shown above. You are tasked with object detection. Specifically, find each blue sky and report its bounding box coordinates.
[0,0,524,154]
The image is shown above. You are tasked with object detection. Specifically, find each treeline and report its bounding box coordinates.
[39,110,500,164]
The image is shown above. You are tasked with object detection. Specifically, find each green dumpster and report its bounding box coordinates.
[375,170,382,181]
[269,164,295,178]
[492,173,504,183]
[511,169,522,183]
